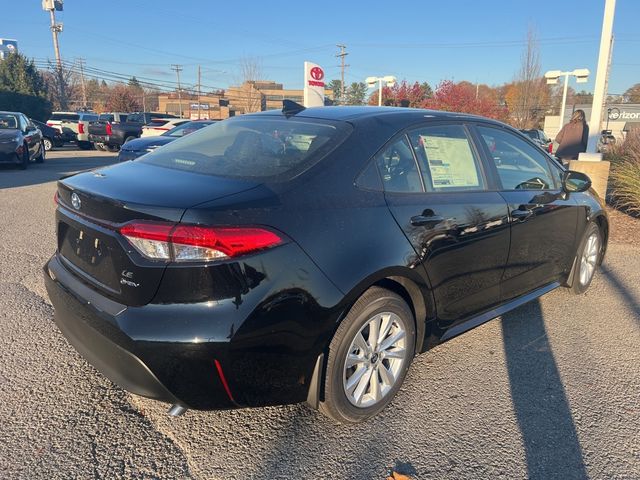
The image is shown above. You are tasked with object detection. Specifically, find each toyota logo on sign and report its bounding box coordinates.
[310,67,324,81]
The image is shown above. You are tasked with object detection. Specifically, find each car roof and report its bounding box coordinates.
[250,105,504,126]
[0,111,23,115]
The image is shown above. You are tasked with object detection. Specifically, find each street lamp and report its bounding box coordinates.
[366,75,397,106]
[545,68,590,128]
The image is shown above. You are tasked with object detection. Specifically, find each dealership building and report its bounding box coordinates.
[158,80,333,119]
[544,103,640,141]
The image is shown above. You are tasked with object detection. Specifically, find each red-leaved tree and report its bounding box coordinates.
[368,80,432,107]
[422,80,507,120]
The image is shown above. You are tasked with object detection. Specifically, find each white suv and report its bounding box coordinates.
[47,111,99,150]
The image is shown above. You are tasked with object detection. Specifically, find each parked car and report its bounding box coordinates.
[0,111,44,169]
[88,112,178,151]
[31,118,64,151]
[520,129,553,153]
[45,106,607,423]
[118,120,216,162]
[140,118,191,138]
[47,111,99,150]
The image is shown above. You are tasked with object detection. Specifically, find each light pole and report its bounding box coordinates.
[366,76,397,106]
[587,0,617,154]
[544,68,589,128]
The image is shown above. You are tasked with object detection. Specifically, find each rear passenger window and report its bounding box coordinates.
[407,125,485,192]
[478,126,555,190]
[375,136,423,193]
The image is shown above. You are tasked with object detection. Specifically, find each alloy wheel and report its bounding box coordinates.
[343,312,408,408]
[579,233,600,286]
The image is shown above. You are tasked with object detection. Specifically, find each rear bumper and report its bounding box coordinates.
[44,243,344,410]
[89,134,109,144]
[44,254,236,409]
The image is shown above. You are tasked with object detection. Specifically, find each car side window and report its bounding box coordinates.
[407,124,485,192]
[547,156,564,189]
[477,126,555,191]
[375,136,423,193]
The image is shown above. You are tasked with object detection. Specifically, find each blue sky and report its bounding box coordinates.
[4,0,640,95]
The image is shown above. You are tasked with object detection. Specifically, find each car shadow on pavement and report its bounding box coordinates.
[501,299,588,480]
[0,153,117,190]
[600,265,640,325]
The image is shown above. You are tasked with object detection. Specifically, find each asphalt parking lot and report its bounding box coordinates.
[0,149,638,480]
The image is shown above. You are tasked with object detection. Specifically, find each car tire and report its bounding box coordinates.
[43,137,53,151]
[35,142,45,163]
[106,145,119,152]
[19,145,29,170]
[124,136,137,145]
[568,222,602,295]
[319,286,415,424]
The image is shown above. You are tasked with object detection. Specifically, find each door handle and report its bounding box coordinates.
[411,214,445,227]
[511,208,533,220]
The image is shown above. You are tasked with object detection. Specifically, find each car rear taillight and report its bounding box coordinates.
[106,123,113,135]
[46,122,54,127]
[119,221,283,262]
[548,143,553,153]
[78,122,85,134]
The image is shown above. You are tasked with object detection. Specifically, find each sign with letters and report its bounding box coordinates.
[303,61,325,108]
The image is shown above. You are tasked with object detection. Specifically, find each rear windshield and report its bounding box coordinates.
[140,117,352,181]
[50,113,80,122]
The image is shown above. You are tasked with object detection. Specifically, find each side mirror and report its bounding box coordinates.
[562,170,592,193]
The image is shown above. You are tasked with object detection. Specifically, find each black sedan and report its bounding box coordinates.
[117,120,216,162]
[0,111,45,169]
[45,106,607,423]
[32,118,64,151]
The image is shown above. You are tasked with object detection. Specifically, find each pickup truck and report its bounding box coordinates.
[47,111,99,149]
[88,112,177,151]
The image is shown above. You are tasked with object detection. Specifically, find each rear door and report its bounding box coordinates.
[380,123,510,327]
[473,124,578,302]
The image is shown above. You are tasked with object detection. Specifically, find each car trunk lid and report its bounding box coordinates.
[56,161,260,306]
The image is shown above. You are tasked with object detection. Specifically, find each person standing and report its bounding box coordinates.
[554,109,589,163]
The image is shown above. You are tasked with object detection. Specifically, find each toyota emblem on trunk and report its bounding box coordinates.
[71,192,81,210]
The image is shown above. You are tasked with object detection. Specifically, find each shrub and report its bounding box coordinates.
[607,130,640,215]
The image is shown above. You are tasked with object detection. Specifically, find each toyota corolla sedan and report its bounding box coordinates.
[0,111,45,169]
[45,105,607,423]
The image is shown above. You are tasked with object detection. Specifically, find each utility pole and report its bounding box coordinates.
[77,57,87,110]
[586,0,617,154]
[336,44,349,104]
[171,64,183,117]
[42,0,66,109]
[197,65,201,120]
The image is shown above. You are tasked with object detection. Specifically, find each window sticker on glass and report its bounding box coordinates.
[419,135,480,188]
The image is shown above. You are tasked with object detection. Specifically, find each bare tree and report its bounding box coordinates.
[239,56,264,113]
[509,27,548,129]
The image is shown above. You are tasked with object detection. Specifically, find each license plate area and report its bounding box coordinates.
[59,222,121,293]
